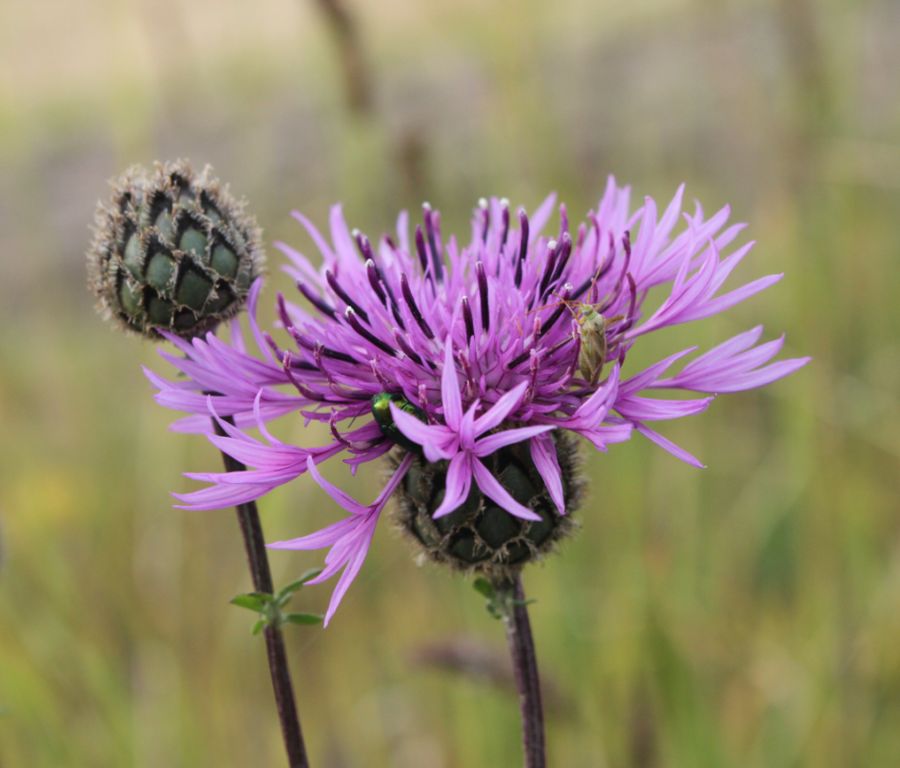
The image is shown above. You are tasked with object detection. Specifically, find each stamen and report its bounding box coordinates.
[543,333,576,359]
[538,239,559,299]
[354,231,375,262]
[282,352,328,401]
[276,293,292,329]
[289,326,358,364]
[537,284,572,339]
[263,331,286,360]
[394,331,425,367]
[296,281,337,319]
[461,296,475,341]
[422,203,444,282]
[414,225,429,274]
[499,199,510,251]
[478,198,490,243]
[365,259,387,305]
[506,315,542,370]
[326,270,371,324]
[476,261,490,331]
[344,308,398,357]
[550,232,573,287]
[329,414,355,449]
[369,358,393,390]
[514,208,529,287]
[610,231,633,297]
[616,273,638,334]
[400,273,435,339]
[558,203,569,239]
[565,326,582,379]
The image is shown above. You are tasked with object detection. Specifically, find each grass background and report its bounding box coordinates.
[1,0,898,765]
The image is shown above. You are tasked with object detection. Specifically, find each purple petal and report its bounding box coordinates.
[473,381,529,436]
[530,433,565,514]
[433,453,474,518]
[305,456,369,515]
[267,517,358,550]
[474,425,555,457]
[472,458,541,521]
[321,523,375,626]
[440,342,463,429]
[390,404,457,462]
[635,422,705,468]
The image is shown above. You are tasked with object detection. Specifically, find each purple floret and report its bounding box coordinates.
[147,177,809,624]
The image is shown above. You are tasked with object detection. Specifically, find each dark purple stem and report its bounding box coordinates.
[216,418,311,768]
[498,574,546,768]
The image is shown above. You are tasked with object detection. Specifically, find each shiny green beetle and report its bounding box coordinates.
[371,393,427,452]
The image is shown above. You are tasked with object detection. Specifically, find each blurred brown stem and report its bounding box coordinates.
[495,574,546,768]
[216,418,311,768]
[312,0,372,116]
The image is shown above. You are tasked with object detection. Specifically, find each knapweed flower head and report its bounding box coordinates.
[148,178,808,624]
[88,160,264,338]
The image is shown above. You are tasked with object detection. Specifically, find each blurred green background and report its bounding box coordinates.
[1,0,898,765]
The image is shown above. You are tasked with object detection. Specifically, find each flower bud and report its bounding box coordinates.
[87,160,264,338]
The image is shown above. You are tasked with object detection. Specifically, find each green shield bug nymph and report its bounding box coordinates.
[371,393,428,453]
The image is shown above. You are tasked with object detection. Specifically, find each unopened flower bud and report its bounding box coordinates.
[87,160,264,338]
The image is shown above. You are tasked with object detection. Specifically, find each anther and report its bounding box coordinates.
[326,269,371,324]
[400,273,435,339]
[344,308,398,357]
[276,292,292,330]
[461,296,475,341]
[366,259,387,305]
[394,331,424,366]
[478,198,490,243]
[414,225,429,274]
[550,232,573,287]
[296,281,337,319]
[499,199,510,250]
[537,284,573,339]
[422,203,444,282]
[538,239,560,299]
[354,231,375,263]
[476,261,490,331]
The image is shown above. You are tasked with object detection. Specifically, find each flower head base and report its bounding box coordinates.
[88,160,264,339]
[149,179,809,624]
[392,432,583,576]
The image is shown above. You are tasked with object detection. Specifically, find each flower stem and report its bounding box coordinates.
[495,574,546,768]
[215,419,311,768]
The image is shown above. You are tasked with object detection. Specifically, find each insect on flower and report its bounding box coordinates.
[371,392,427,453]
[535,297,624,386]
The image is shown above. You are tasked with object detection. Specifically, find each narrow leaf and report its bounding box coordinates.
[231,594,267,612]
[284,612,324,626]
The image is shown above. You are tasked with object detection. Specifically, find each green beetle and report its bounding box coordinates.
[371,393,427,453]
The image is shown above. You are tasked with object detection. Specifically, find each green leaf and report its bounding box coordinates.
[277,568,324,601]
[473,577,495,599]
[251,618,266,635]
[283,612,323,626]
[231,593,267,612]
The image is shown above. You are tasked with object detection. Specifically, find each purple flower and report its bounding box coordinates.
[148,178,809,624]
